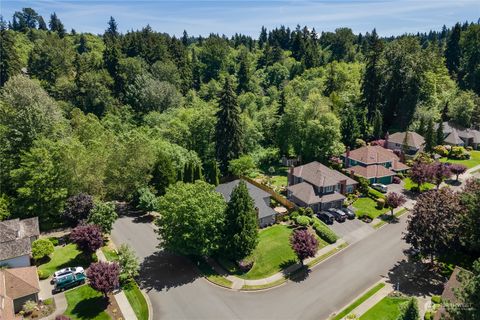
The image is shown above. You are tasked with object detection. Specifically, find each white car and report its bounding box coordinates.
[372,183,388,193]
[51,267,85,283]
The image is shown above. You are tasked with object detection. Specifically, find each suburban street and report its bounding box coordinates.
[112,212,410,320]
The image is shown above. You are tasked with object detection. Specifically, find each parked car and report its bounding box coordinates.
[53,272,86,293]
[51,267,85,284]
[317,211,335,224]
[372,183,388,193]
[327,208,347,222]
[341,207,356,220]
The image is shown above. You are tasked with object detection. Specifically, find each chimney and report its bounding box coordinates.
[340,179,347,195]
[384,132,389,148]
[345,147,350,168]
[288,165,295,186]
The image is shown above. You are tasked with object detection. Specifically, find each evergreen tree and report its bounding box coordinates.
[341,106,361,149]
[259,26,267,48]
[424,118,435,152]
[0,29,22,86]
[277,89,286,115]
[77,34,89,54]
[49,12,65,37]
[215,77,243,173]
[372,108,383,139]
[445,23,461,78]
[37,16,47,30]
[236,49,251,94]
[362,29,383,120]
[436,120,445,145]
[103,17,122,94]
[191,48,201,90]
[181,30,189,46]
[417,117,426,136]
[222,181,258,261]
[398,298,420,320]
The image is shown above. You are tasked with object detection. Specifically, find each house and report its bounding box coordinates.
[434,266,469,320]
[0,266,40,319]
[216,179,277,227]
[342,145,409,184]
[0,217,40,268]
[286,161,357,212]
[437,121,480,149]
[385,131,425,155]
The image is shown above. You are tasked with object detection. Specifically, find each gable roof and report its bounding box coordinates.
[346,165,395,179]
[388,132,425,149]
[292,161,357,187]
[0,218,39,262]
[287,182,345,205]
[345,145,399,165]
[2,267,40,300]
[444,130,464,145]
[438,121,480,144]
[215,180,276,220]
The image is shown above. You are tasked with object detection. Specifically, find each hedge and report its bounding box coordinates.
[368,187,386,200]
[312,220,338,244]
[296,216,311,227]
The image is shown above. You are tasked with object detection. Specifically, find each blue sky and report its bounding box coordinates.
[2,0,479,37]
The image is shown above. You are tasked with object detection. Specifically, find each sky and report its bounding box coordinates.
[1,0,479,37]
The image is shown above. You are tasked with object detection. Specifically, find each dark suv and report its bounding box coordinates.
[317,211,335,224]
[341,207,356,220]
[327,208,347,222]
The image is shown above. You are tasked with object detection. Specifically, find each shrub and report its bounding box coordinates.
[237,259,253,272]
[449,146,469,160]
[431,295,442,304]
[434,145,449,157]
[368,188,386,200]
[44,298,53,305]
[22,300,37,315]
[392,176,401,184]
[376,198,385,209]
[136,187,157,212]
[312,220,338,244]
[424,311,432,320]
[290,211,300,220]
[304,207,314,217]
[295,216,311,227]
[396,172,405,179]
[37,269,49,280]
[48,237,59,246]
[465,146,473,151]
[31,239,54,261]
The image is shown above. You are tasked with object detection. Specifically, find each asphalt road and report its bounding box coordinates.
[112,214,409,320]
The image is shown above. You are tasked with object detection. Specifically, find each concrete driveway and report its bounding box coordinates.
[329,218,374,244]
[112,212,409,320]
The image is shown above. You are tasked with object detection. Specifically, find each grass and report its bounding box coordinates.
[404,177,435,192]
[37,243,95,277]
[101,246,119,261]
[359,296,410,320]
[331,282,386,320]
[373,208,408,229]
[352,197,389,219]
[196,259,233,288]
[307,242,348,268]
[64,285,110,320]
[440,150,480,169]
[241,278,287,291]
[123,281,149,320]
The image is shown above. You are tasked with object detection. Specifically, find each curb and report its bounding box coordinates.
[141,288,153,320]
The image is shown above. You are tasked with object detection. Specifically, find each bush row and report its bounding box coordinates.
[312,220,338,244]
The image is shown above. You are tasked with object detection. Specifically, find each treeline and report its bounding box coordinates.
[0,8,479,227]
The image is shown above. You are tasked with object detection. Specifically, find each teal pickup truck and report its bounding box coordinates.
[54,272,86,293]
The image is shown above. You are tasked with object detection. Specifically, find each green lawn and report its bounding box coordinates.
[123,281,149,320]
[352,197,389,219]
[360,296,410,320]
[101,247,119,261]
[64,285,110,320]
[404,177,435,192]
[332,282,386,320]
[37,243,95,277]
[440,150,480,169]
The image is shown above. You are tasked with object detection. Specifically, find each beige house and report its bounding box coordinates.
[386,131,425,155]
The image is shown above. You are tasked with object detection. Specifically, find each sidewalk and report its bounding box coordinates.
[209,239,347,290]
[96,249,138,320]
[44,292,67,320]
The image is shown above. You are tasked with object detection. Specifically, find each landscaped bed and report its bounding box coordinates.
[440,150,480,169]
[359,296,410,320]
[352,197,389,220]
[37,243,96,277]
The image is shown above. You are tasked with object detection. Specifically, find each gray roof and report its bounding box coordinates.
[388,131,425,149]
[444,130,464,145]
[215,180,276,220]
[438,122,480,144]
[0,217,39,261]
[292,161,357,188]
[287,182,346,205]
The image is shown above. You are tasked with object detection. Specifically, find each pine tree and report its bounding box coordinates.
[215,77,243,173]
[222,181,258,261]
[259,26,267,48]
[372,108,383,139]
[398,298,419,320]
[236,49,251,94]
[277,89,286,115]
[181,30,189,46]
[341,106,361,149]
[436,120,445,145]
[77,34,89,54]
[191,48,201,90]
[417,117,426,136]
[49,12,65,37]
[103,17,122,94]
[424,119,435,152]
[361,29,384,120]
[37,16,47,30]
[445,23,461,78]
[0,29,21,86]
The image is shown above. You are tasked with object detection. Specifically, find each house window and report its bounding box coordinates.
[346,185,354,193]
[325,185,334,193]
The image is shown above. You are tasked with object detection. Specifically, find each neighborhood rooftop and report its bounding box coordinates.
[0,217,40,261]
[387,131,425,149]
[292,161,357,187]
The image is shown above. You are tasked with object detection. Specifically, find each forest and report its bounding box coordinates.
[0,8,479,228]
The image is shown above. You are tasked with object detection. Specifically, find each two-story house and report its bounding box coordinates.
[0,218,40,268]
[385,131,425,155]
[287,161,357,212]
[342,145,409,184]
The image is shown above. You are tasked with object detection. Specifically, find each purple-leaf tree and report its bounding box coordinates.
[87,261,120,299]
[431,162,452,189]
[70,224,104,254]
[290,229,318,265]
[409,161,433,192]
[63,193,94,226]
[449,164,467,181]
[385,192,407,216]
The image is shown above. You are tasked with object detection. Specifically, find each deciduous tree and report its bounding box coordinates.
[87,261,120,299]
[385,192,406,216]
[63,193,94,226]
[449,164,467,181]
[31,239,54,261]
[87,201,118,234]
[117,244,140,283]
[290,229,318,265]
[70,224,104,254]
